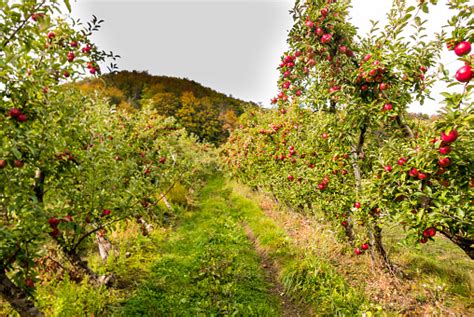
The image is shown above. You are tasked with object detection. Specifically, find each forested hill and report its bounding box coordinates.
[76,70,259,144]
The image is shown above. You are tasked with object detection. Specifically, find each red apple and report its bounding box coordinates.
[321,34,332,44]
[439,146,451,155]
[288,175,295,181]
[438,157,451,167]
[47,31,55,39]
[384,165,392,172]
[420,237,428,244]
[318,183,325,190]
[440,129,458,143]
[17,114,27,122]
[397,157,407,166]
[102,209,111,216]
[454,41,471,56]
[361,243,369,250]
[305,20,314,28]
[341,220,348,227]
[354,202,361,209]
[67,51,75,62]
[455,65,472,82]
[315,27,324,36]
[379,83,388,90]
[48,217,60,228]
[383,103,393,111]
[0,159,7,169]
[50,228,60,238]
[322,133,329,139]
[363,54,371,62]
[408,168,419,178]
[25,278,34,288]
[13,160,23,168]
[418,173,427,180]
[354,248,362,255]
[9,108,21,117]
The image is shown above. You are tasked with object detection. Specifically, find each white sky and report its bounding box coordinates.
[70,0,461,115]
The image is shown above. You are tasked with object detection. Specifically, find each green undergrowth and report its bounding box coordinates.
[382,225,474,310]
[120,176,280,316]
[228,181,371,316]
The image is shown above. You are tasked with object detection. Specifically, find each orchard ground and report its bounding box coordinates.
[1,175,471,316]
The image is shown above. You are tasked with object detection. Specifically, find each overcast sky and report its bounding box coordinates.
[70,0,459,115]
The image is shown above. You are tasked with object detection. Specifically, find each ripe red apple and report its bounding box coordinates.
[439,146,451,155]
[384,165,392,172]
[82,44,92,54]
[454,41,471,56]
[420,237,428,244]
[379,83,388,90]
[315,27,324,36]
[320,8,329,17]
[354,202,361,209]
[47,31,55,39]
[440,129,458,143]
[13,160,23,168]
[0,159,7,169]
[102,209,111,216]
[322,133,329,139]
[63,71,70,78]
[341,220,348,227]
[17,114,27,122]
[295,50,301,57]
[9,108,21,117]
[361,243,369,250]
[420,66,428,73]
[159,157,166,164]
[305,20,314,28]
[271,98,277,104]
[288,175,295,181]
[25,278,34,288]
[295,90,302,96]
[408,168,419,178]
[383,103,393,111]
[50,228,60,238]
[318,183,325,190]
[354,248,362,255]
[363,54,371,62]
[341,169,348,175]
[321,34,332,44]
[67,51,75,62]
[70,41,78,47]
[455,65,472,82]
[360,85,368,91]
[397,157,407,166]
[418,173,427,180]
[48,217,60,228]
[438,157,451,167]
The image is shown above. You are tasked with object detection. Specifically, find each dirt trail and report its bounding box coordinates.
[243,223,309,317]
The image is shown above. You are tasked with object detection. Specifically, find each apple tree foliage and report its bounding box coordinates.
[1,1,217,315]
[223,0,473,262]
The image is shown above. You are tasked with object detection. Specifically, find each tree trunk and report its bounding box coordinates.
[96,231,112,261]
[66,251,98,283]
[0,271,43,317]
[441,230,474,259]
[161,193,173,212]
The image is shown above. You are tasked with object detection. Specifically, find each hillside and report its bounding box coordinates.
[76,70,259,144]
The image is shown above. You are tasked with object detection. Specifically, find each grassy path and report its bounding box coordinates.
[120,177,282,316]
[119,176,366,316]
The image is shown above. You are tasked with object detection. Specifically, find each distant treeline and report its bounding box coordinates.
[75,70,259,144]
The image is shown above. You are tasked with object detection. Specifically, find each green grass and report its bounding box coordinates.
[119,177,280,316]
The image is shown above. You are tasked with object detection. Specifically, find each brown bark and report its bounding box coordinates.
[0,271,43,317]
[441,230,474,260]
